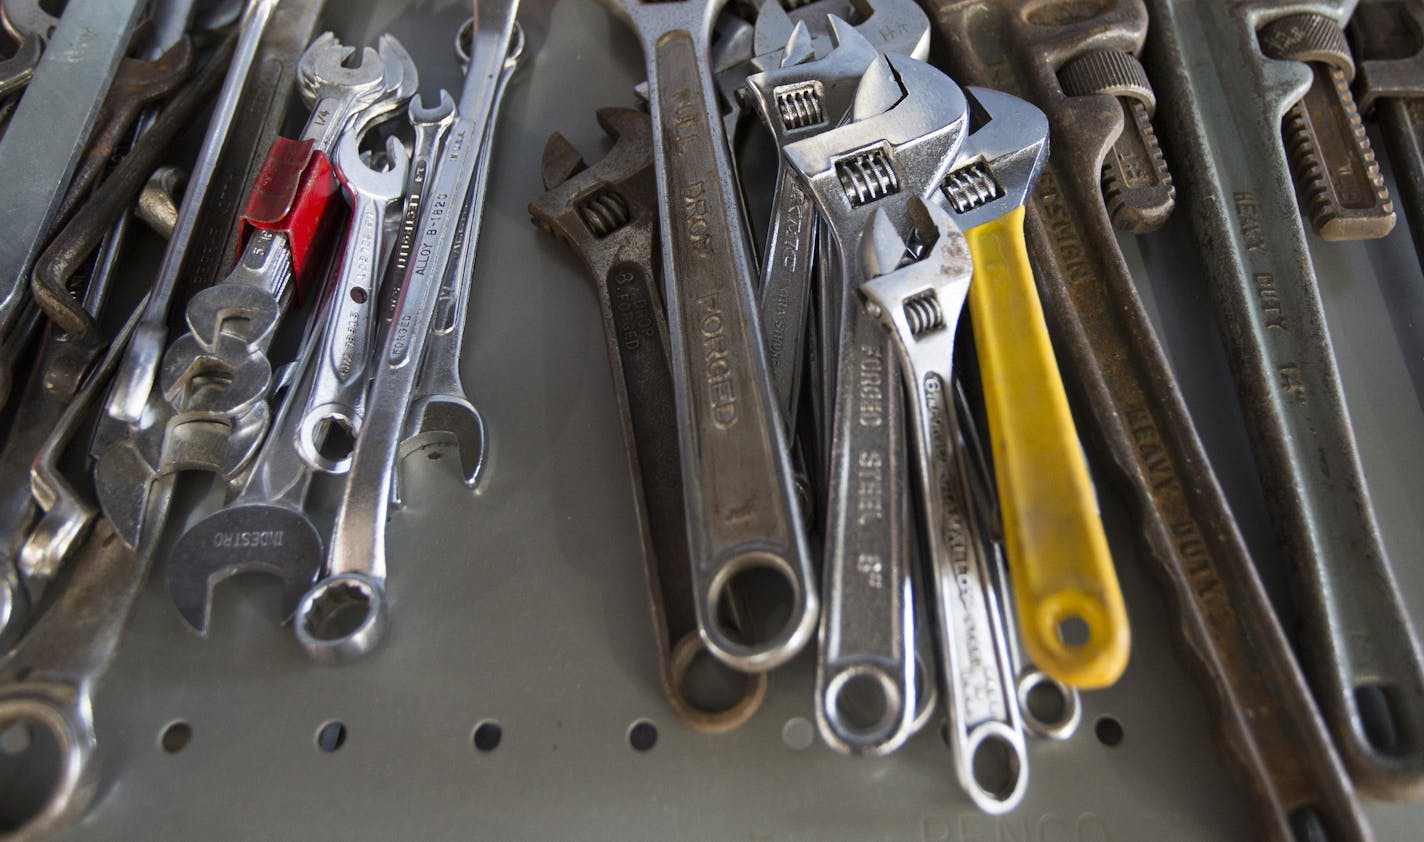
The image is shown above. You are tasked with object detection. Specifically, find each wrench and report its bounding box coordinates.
[924,1,1371,836]
[104,0,284,425]
[295,0,521,665]
[740,4,925,427]
[165,320,330,633]
[0,0,146,402]
[1146,0,1424,803]
[598,0,817,674]
[295,110,411,473]
[396,22,525,487]
[531,107,769,732]
[783,50,968,756]
[0,30,37,102]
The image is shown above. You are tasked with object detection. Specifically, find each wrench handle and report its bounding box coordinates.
[646,31,816,672]
[965,206,1129,689]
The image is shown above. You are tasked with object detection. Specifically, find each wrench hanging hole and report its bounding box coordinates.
[674,634,756,715]
[1056,615,1091,648]
[969,734,1022,801]
[0,716,61,832]
[1023,679,1069,730]
[350,286,367,305]
[830,671,895,740]
[316,721,346,753]
[1355,684,1404,755]
[627,719,658,752]
[713,561,797,654]
[472,721,502,752]
[1093,715,1124,747]
[160,721,192,753]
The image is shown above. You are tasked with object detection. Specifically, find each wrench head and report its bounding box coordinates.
[166,504,323,634]
[409,88,457,129]
[529,107,656,255]
[937,87,1048,231]
[183,283,281,351]
[859,197,973,343]
[782,52,968,225]
[1,0,55,40]
[335,127,409,203]
[398,394,488,491]
[0,32,39,96]
[294,573,388,664]
[741,16,879,144]
[296,33,386,104]
[159,332,271,420]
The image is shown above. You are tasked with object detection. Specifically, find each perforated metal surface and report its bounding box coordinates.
[44,2,1424,838]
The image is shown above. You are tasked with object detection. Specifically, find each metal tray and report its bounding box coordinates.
[38,1,1424,838]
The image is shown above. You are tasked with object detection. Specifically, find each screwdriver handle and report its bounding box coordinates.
[965,205,1129,689]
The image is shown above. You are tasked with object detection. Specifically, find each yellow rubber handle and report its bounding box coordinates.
[965,205,1129,689]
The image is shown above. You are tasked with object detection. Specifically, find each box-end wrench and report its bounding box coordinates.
[295,0,521,666]
[396,22,525,489]
[925,1,1371,836]
[531,107,769,732]
[1146,0,1424,803]
[0,0,145,404]
[598,0,817,673]
[295,111,411,474]
[784,52,968,755]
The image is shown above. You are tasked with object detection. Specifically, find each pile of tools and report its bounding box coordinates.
[0,1,523,835]
[0,0,1422,838]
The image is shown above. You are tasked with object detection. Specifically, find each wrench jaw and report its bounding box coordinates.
[294,573,388,665]
[938,87,1047,231]
[165,505,323,635]
[741,16,880,146]
[396,397,489,494]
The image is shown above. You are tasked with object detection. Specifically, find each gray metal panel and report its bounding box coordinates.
[49,1,1424,838]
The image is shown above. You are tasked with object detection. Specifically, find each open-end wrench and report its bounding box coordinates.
[104,0,285,425]
[0,0,145,402]
[783,50,968,756]
[531,107,768,732]
[396,22,525,487]
[165,319,329,634]
[1146,0,1424,803]
[295,0,521,666]
[597,0,817,674]
[295,110,411,473]
[924,1,1371,836]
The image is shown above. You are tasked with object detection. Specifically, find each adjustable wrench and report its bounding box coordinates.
[924,1,1371,836]
[296,0,521,665]
[1146,0,1424,803]
[740,3,927,426]
[531,107,768,732]
[598,0,817,674]
[295,110,411,473]
[783,50,967,756]
[397,21,526,487]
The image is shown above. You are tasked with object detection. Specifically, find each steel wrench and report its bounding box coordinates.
[295,0,521,665]
[782,50,968,755]
[531,107,769,732]
[397,22,526,487]
[925,1,1371,836]
[598,0,817,673]
[1146,0,1424,803]
[0,0,145,402]
[296,110,411,473]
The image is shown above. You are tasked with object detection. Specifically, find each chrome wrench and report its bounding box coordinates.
[598,0,817,673]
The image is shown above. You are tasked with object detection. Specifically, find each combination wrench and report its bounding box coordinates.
[783,48,967,757]
[924,1,1372,836]
[295,1,521,664]
[531,107,768,732]
[597,0,817,673]
[1145,0,1424,803]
